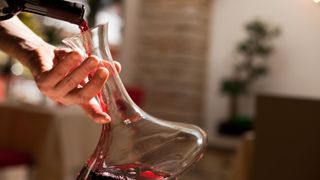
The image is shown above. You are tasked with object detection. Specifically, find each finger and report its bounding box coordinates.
[55,56,100,96]
[37,51,83,88]
[101,61,121,76]
[81,98,111,124]
[64,67,109,104]
[113,61,122,73]
[79,60,119,86]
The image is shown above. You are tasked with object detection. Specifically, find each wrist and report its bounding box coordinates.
[24,40,56,77]
[0,17,56,77]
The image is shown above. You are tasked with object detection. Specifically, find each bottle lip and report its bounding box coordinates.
[61,2,86,25]
[77,4,86,25]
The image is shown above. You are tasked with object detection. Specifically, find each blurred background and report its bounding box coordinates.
[1,0,320,180]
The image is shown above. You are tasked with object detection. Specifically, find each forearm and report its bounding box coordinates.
[0,16,54,76]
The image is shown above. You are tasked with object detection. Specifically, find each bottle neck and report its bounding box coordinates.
[5,0,85,25]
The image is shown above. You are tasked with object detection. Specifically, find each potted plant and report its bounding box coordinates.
[218,19,280,136]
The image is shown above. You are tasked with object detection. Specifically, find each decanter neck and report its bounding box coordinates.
[100,71,144,126]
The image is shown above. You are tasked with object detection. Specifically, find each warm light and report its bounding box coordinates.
[11,62,24,76]
[314,0,320,3]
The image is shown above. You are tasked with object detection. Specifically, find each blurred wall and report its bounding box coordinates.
[122,0,210,124]
[119,0,141,84]
[205,0,320,144]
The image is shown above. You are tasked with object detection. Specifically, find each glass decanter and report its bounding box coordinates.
[62,23,207,180]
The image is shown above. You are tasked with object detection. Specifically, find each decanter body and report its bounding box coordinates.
[63,23,207,180]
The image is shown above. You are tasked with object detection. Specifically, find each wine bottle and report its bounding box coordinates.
[0,0,85,25]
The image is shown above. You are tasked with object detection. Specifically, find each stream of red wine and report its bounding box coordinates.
[79,20,107,113]
[79,20,89,32]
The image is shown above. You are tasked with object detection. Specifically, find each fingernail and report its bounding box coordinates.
[98,68,108,78]
[98,114,111,124]
[89,58,99,68]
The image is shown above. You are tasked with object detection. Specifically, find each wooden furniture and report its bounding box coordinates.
[0,103,101,180]
[254,95,320,180]
[0,149,33,180]
[228,132,254,180]
[229,95,320,180]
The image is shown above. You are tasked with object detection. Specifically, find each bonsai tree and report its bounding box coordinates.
[220,19,280,135]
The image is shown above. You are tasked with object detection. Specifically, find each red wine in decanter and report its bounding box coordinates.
[78,163,171,180]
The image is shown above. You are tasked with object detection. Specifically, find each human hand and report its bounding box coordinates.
[0,17,122,123]
[32,47,121,124]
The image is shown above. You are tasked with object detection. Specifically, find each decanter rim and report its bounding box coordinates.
[62,22,110,42]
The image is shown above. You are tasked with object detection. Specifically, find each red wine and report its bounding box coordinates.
[77,163,170,180]
[79,20,90,32]
[79,20,91,56]
[86,171,167,180]
[79,20,108,113]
